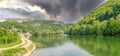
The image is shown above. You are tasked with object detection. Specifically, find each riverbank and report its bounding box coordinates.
[20,33,36,56]
[23,43,36,56]
[18,33,36,56]
[0,33,36,56]
[31,35,120,56]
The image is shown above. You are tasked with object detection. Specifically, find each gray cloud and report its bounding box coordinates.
[22,0,105,23]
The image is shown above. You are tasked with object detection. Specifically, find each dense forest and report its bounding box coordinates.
[0,20,68,40]
[0,29,20,48]
[66,0,120,36]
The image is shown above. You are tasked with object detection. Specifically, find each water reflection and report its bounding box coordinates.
[31,36,69,48]
[70,36,120,56]
[31,36,120,56]
[31,42,91,56]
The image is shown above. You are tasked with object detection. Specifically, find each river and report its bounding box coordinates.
[31,36,120,56]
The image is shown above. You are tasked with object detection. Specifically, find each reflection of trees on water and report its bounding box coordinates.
[70,36,120,56]
[31,35,69,48]
[31,35,120,56]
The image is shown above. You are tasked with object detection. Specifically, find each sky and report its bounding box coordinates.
[0,0,106,23]
[0,0,46,13]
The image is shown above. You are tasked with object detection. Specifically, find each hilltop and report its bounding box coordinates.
[66,0,120,36]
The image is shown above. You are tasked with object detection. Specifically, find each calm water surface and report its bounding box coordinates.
[31,36,120,56]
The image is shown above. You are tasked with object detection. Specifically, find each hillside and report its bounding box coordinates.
[66,0,120,36]
[0,19,69,39]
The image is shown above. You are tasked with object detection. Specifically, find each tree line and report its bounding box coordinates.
[65,0,120,36]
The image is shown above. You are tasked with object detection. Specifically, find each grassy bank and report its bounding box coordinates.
[0,48,26,56]
[0,29,21,48]
[0,38,21,48]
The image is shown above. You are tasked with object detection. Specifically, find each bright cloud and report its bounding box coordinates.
[0,0,47,14]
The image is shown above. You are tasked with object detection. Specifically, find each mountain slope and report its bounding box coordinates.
[66,0,120,36]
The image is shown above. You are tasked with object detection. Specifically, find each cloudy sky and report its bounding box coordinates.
[0,0,106,23]
[0,0,46,13]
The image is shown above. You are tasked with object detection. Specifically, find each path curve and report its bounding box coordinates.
[0,34,25,51]
[0,33,36,56]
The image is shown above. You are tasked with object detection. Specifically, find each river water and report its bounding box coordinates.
[31,36,120,56]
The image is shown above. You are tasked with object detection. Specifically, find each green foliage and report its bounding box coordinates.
[0,48,26,56]
[66,0,120,36]
[21,20,67,38]
[0,29,21,48]
[0,20,68,42]
[31,35,69,48]
[0,21,27,32]
[70,36,120,56]
[42,27,64,35]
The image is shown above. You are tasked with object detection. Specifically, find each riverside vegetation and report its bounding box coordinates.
[0,0,120,56]
[0,29,26,56]
[66,0,120,36]
[0,19,68,56]
[0,29,21,48]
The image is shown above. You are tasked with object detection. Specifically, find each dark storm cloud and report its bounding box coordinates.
[22,0,105,23]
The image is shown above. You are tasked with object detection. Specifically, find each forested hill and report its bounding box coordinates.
[66,0,120,36]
